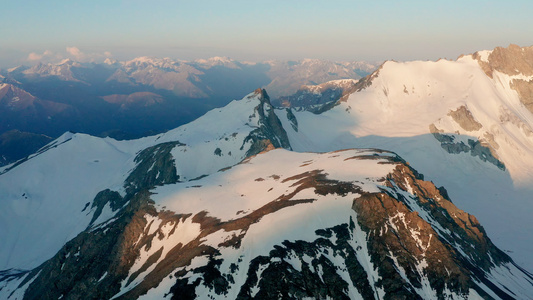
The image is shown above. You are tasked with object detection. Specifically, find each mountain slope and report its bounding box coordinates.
[2,148,532,299]
[0,89,289,272]
[277,44,533,271]
[2,46,533,299]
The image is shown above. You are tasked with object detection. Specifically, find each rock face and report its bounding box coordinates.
[2,149,532,299]
[430,127,505,170]
[242,89,291,156]
[474,44,533,114]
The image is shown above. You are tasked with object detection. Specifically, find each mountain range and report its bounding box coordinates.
[0,57,375,165]
[1,44,533,299]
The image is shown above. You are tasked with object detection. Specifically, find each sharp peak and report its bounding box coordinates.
[253,88,270,101]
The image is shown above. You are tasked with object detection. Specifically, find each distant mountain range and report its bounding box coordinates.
[0,57,376,165]
[2,45,533,299]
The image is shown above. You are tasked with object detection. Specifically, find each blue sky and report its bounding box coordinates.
[1,0,533,67]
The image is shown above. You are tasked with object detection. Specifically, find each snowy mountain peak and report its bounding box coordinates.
[3,146,532,299]
[0,83,37,104]
[19,60,82,82]
[194,56,239,69]
[6,65,29,74]
[103,58,118,65]
[0,89,292,276]
[123,56,180,68]
[57,58,79,66]
[195,56,233,64]
[276,45,533,272]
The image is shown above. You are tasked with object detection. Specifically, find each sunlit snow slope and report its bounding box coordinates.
[278,45,533,271]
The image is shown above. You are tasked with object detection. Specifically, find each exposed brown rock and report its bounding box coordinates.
[429,123,443,134]
[474,44,533,115]
[385,164,510,269]
[16,151,524,299]
[475,44,533,78]
[448,105,482,132]
[511,79,533,111]
[353,191,470,296]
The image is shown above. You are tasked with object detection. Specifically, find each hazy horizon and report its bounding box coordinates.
[2,0,533,68]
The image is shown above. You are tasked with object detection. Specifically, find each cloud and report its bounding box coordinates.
[27,52,43,61]
[65,46,113,62]
[27,50,55,61]
[25,47,113,64]
[66,46,85,60]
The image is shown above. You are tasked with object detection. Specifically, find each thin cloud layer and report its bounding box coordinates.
[26,47,112,64]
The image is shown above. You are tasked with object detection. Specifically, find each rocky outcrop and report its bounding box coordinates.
[241,89,291,157]
[474,44,533,114]
[20,191,157,300]
[474,44,533,78]
[448,106,482,132]
[125,141,184,195]
[430,126,505,170]
[164,152,528,299]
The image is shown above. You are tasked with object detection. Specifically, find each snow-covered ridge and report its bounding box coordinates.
[0,89,288,271]
[4,147,531,299]
[278,48,533,272]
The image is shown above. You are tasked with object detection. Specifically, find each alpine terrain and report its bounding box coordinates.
[0,58,375,166]
[1,44,533,299]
